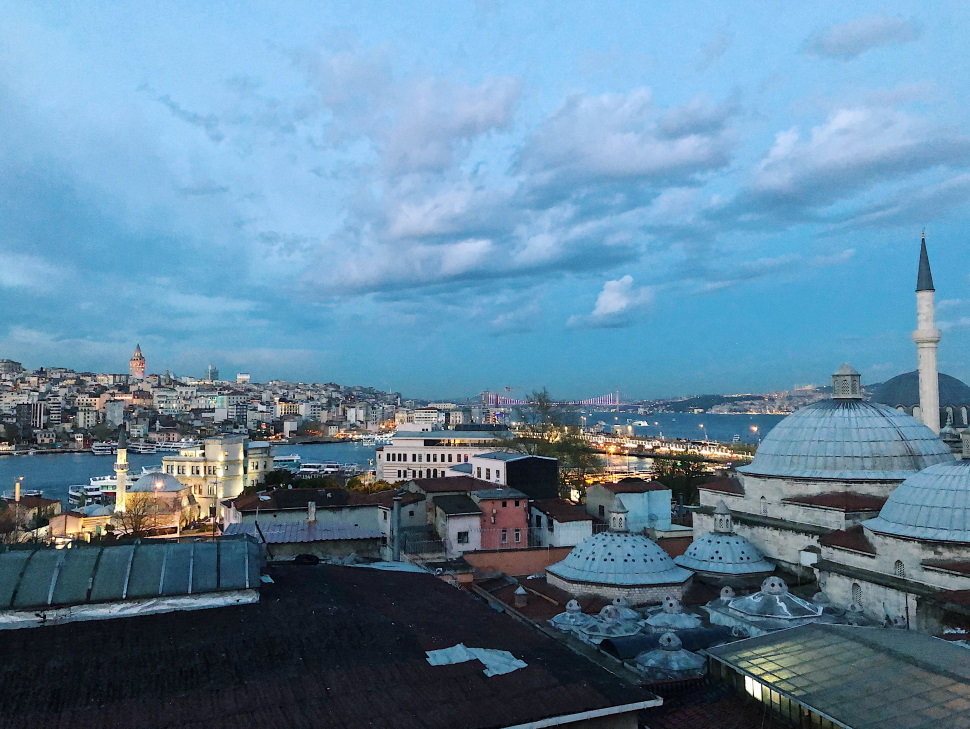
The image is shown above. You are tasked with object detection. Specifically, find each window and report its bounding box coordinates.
[448,454,453,463]
[476,467,482,478]
[598,504,605,518]
[501,500,507,508]
[851,582,863,605]
[206,466,217,475]
[496,470,501,481]
[166,465,174,474]
[207,485,216,496]
[408,510,414,517]
[894,560,906,578]
[177,466,185,475]
[418,453,423,462]
[412,453,416,462]
[514,500,519,507]
[457,531,469,544]
[191,466,200,476]
[501,529,508,543]
[514,528,521,543]
[383,511,388,520]
[760,496,768,516]
[485,468,491,479]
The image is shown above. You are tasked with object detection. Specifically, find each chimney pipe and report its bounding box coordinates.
[392,494,402,561]
[307,501,317,523]
[514,585,528,608]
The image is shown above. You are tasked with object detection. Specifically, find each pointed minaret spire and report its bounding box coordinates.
[913,232,941,434]
[917,230,935,292]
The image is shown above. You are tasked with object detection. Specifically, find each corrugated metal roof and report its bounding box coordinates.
[0,537,261,610]
[865,460,970,542]
[738,399,954,481]
[224,522,382,543]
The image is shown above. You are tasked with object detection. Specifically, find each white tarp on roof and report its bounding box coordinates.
[426,643,527,677]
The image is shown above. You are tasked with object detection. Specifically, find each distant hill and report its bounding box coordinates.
[661,394,765,412]
[869,371,970,408]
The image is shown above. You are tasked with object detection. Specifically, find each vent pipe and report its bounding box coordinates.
[392,494,402,561]
[307,501,317,523]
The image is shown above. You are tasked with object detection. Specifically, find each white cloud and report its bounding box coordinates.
[0,254,67,290]
[804,16,921,60]
[567,275,654,329]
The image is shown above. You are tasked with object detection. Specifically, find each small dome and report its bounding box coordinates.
[549,600,597,632]
[547,531,692,587]
[675,533,774,575]
[635,632,706,674]
[738,399,954,481]
[728,577,822,620]
[129,472,185,493]
[80,504,114,517]
[864,460,970,542]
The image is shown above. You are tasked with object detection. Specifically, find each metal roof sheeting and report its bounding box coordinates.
[0,537,261,610]
[738,399,954,481]
[865,460,970,542]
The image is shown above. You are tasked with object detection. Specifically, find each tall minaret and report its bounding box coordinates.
[913,232,941,434]
[114,426,129,512]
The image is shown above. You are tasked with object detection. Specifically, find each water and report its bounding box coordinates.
[581,411,785,445]
[0,441,378,507]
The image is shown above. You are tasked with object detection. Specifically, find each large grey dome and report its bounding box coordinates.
[738,399,954,481]
[675,533,773,576]
[864,460,970,543]
[870,371,970,408]
[547,532,691,587]
[129,472,185,492]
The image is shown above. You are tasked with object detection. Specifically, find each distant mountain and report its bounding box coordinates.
[869,371,970,408]
[659,394,765,412]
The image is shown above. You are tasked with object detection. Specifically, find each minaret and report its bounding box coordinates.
[114,426,129,512]
[129,344,146,380]
[913,233,941,434]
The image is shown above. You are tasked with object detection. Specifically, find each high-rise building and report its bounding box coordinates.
[129,344,146,380]
[205,364,219,381]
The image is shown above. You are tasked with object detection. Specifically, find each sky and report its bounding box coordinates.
[1,1,969,400]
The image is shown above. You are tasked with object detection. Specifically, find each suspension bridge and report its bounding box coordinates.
[482,391,620,408]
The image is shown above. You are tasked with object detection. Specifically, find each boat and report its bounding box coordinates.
[296,461,343,477]
[128,441,157,454]
[91,442,117,456]
[273,454,301,465]
[155,439,201,453]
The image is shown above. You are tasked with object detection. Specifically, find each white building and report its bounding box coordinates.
[586,479,672,532]
[376,428,513,482]
[530,499,595,547]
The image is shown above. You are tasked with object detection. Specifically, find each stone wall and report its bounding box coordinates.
[463,546,572,576]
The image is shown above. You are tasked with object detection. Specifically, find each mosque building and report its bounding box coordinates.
[693,235,970,632]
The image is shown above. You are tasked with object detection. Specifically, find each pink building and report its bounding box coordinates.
[471,488,529,550]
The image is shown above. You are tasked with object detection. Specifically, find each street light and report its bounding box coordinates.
[153,479,163,537]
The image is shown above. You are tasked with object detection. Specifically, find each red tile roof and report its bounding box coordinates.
[532,499,593,523]
[409,475,494,493]
[696,477,744,496]
[819,525,877,555]
[939,589,970,607]
[783,492,886,511]
[601,478,668,494]
[922,560,970,576]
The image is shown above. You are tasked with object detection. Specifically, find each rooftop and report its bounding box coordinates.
[394,429,514,440]
[708,624,970,729]
[532,498,595,523]
[782,492,887,511]
[819,525,877,555]
[471,488,528,501]
[600,478,669,494]
[0,564,659,729]
[409,475,495,493]
[224,521,381,543]
[696,477,744,496]
[432,494,483,516]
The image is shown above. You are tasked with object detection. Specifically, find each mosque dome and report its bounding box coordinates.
[547,530,691,587]
[675,502,774,576]
[869,371,970,409]
[864,460,970,543]
[129,472,185,492]
[738,366,953,481]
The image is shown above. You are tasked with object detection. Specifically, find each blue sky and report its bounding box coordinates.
[2,1,969,399]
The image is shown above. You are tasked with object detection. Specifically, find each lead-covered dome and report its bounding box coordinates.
[675,532,774,575]
[864,460,970,542]
[547,531,691,586]
[738,400,954,481]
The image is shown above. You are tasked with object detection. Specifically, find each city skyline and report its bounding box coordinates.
[2,2,970,398]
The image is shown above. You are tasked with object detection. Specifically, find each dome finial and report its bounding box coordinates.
[608,496,629,532]
[832,363,862,400]
[713,500,734,534]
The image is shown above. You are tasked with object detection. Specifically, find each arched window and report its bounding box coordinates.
[851,583,862,605]
[894,560,905,578]
[760,496,767,516]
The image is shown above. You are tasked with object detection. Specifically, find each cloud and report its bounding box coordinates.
[727,107,970,222]
[836,174,970,229]
[382,77,521,173]
[151,92,225,142]
[519,89,737,192]
[0,254,67,290]
[567,275,654,329]
[696,249,855,292]
[939,317,970,332]
[803,16,922,60]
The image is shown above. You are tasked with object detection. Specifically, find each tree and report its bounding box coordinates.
[653,453,708,505]
[347,477,394,494]
[503,389,604,500]
[115,492,163,537]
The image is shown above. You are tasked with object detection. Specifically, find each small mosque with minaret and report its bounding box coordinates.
[692,234,970,633]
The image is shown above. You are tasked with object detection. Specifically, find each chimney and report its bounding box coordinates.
[307,501,317,523]
[392,494,402,561]
[514,585,528,608]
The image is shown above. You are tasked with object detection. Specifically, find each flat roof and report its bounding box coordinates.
[0,564,660,728]
[432,494,483,516]
[708,623,970,729]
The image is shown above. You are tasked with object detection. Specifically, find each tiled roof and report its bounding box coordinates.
[2,496,59,509]
[819,525,877,555]
[922,560,970,576]
[0,564,660,729]
[783,492,886,511]
[696,477,744,496]
[532,499,594,523]
[410,475,494,493]
[229,488,353,512]
[601,478,668,494]
[224,521,381,543]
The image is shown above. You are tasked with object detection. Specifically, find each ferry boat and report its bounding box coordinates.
[155,439,201,453]
[273,454,301,465]
[128,441,158,454]
[68,466,162,506]
[296,462,342,477]
[91,442,117,456]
